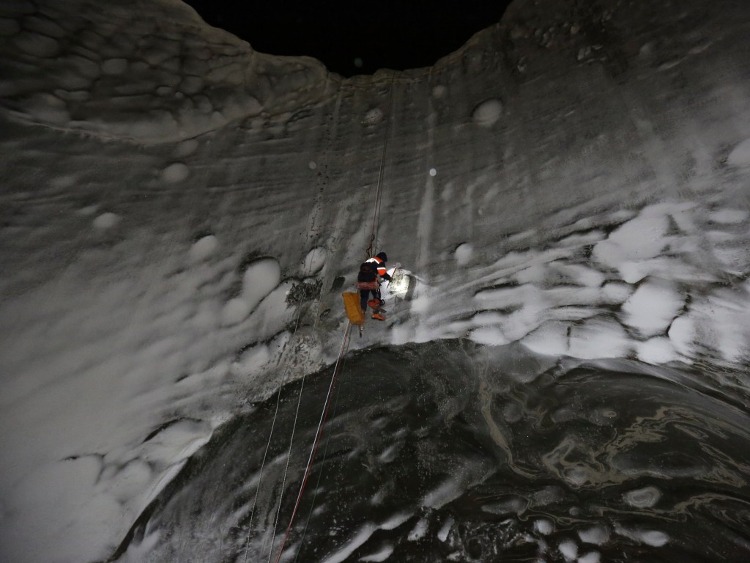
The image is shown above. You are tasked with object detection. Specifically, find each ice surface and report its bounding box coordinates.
[534,518,554,535]
[189,234,220,262]
[558,539,578,560]
[577,525,610,545]
[622,486,661,508]
[359,544,394,562]
[1,0,750,560]
[407,518,429,541]
[472,98,503,127]
[622,278,684,337]
[577,551,601,563]
[727,138,750,167]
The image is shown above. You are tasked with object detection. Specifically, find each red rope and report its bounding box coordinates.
[272,322,352,562]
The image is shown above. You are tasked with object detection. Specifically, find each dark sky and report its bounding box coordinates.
[183,0,511,76]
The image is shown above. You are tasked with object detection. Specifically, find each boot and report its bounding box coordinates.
[371,312,386,321]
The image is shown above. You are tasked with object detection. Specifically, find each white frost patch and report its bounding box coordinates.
[472,98,503,127]
[709,208,749,224]
[727,137,750,167]
[437,517,454,541]
[697,288,750,362]
[454,242,473,266]
[93,212,120,229]
[222,297,250,326]
[231,342,271,375]
[161,162,190,183]
[668,315,695,356]
[377,444,399,463]
[189,235,219,262]
[636,338,677,364]
[577,551,601,563]
[422,476,462,509]
[602,282,632,304]
[522,321,569,356]
[221,259,282,326]
[359,544,393,562]
[615,524,669,547]
[553,263,606,287]
[559,539,578,560]
[623,486,661,508]
[468,326,509,346]
[407,518,428,541]
[534,519,554,535]
[592,208,669,275]
[577,525,609,545]
[321,523,377,563]
[568,317,631,360]
[621,278,684,337]
[637,530,670,547]
[245,259,281,308]
[380,512,411,530]
[362,107,384,125]
[302,246,327,275]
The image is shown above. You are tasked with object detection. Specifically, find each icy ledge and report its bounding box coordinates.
[386,198,750,375]
[0,0,331,143]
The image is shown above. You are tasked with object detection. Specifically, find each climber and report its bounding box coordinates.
[357,252,391,321]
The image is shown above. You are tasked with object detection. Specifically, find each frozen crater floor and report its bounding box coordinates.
[116,342,750,562]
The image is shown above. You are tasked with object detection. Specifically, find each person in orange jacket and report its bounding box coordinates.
[356,252,391,321]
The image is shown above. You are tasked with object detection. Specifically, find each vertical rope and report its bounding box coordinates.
[365,72,396,259]
[271,322,353,563]
[268,73,396,563]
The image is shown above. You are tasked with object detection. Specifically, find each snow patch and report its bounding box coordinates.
[636,338,677,364]
[577,551,601,563]
[534,519,554,535]
[161,162,190,183]
[359,544,393,562]
[472,98,503,127]
[407,518,428,541]
[189,235,219,262]
[362,107,384,126]
[623,486,661,508]
[559,539,578,560]
[93,212,120,229]
[221,258,282,326]
[454,242,473,266]
[302,246,327,275]
[577,525,609,545]
[621,278,684,337]
[568,317,631,359]
[727,137,750,167]
[709,208,749,224]
[522,321,569,357]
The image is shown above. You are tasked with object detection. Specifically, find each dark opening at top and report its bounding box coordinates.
[183,0,511,77]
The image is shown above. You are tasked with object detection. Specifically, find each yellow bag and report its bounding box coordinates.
[342,292,365,325]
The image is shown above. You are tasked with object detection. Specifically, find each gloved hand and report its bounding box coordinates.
[382,273,392,282]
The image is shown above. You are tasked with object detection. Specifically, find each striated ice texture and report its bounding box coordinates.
[0,0,749,561]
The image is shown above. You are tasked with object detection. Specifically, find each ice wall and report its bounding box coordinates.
[0,0,749,561]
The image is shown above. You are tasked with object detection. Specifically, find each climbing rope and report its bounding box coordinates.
[239,309,306,563]
[365,72,396,259]
[267,72,397,563]
[272,322,353,563]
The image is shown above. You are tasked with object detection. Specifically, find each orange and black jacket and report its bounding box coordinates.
[365,256,391,281]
